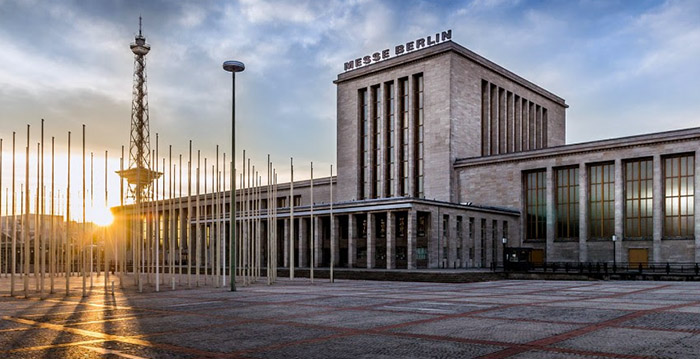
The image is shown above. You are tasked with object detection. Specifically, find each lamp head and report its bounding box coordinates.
[223,60,245,73]
[612,235,617,242]
[502,237,507,244]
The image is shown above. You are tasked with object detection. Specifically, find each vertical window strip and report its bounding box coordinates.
[481,80,489,156]
[359,88,368,199]
[556,167,579,239]
[386,82,395,197]
[490,83,498,155]
[415,74,424,198]
[400,78,409,196]
[663,154,695,238]
[525,170,546,239]
[372,85,381,199]
[624,159,653,238]
[589,163,615,238]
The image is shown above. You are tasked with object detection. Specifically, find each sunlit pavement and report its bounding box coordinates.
[2,277,700,358]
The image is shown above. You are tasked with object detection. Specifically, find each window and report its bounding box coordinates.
[359,88,369,199]
[456,216,463,260]
[502,221,508,241]
[293,195,301,207]
[442,215,448,260]
[414,74,424,198]
[276,196,287,208]
[556,167,579,239]
[416,247,427,260]
[386,81,395,197]
[589,163,615,238]
[372,85,382,198]
[664,154,695,238]
[525,170,546,239]
[625,159,653,238]
[442,215,448,237]
[469,217,474,240]
[399,78,409,196]
[480,218,487,264]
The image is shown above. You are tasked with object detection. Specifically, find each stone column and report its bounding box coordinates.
[695,153,700,262]
[283,218,289,268]
[579,162,588,262]
[367,213,375,269]
[407,209,417,269]
[386,211,395,269]
[653,154,662,262]
[448,214,458,268]
[314,216,322,267]
[614,158,623,263]
[546,166,555,261]
[348,214,356,268]
[299,218,308,267]
[474,218,482,268]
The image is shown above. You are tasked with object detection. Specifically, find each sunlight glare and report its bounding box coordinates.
[89,206,114,226]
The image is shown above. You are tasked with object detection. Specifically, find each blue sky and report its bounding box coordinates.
[0,0,699,206]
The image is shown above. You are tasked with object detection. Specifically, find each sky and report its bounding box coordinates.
[0,0,699,215]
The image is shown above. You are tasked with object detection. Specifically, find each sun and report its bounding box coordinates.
[89,206,114,227]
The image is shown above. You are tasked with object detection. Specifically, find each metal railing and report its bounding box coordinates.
[500,261,700,276]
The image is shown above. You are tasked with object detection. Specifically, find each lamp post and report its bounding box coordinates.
[501,237,507,271]
[223,60,245,292]
[612,234,617,271]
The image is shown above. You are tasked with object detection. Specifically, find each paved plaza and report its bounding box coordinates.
[1,277,700,358]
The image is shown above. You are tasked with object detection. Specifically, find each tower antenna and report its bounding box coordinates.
[118,18,160,206]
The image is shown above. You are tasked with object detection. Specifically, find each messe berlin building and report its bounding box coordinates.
[123,37,699,269]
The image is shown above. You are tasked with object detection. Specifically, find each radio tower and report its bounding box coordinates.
[118,17,160,205]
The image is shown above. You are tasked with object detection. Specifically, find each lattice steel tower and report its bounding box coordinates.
[118,17,160,204]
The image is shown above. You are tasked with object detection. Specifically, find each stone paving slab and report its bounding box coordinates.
[473,305,629,324]
[148,321,338,353]
[623,312,700,331]
[253,333,505,359]
[392,316,584,344]
[283,308,436,329]
[2,278,700,358]
[554,327,700,358]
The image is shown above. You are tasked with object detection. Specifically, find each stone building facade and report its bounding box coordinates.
[121,38,698,269]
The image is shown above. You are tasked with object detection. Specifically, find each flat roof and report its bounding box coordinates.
[454,126,700,168]
[334,40,567,107]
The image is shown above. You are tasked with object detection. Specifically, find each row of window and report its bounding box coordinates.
[525,154,695,240]
[358,73,424,200]
[481,80,548,156]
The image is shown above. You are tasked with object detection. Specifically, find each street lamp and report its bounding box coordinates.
[611,234,617,271]
[223,60,245,292]
[501,237,507,271]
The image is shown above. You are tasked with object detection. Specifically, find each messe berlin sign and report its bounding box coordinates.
[344,30,452,72]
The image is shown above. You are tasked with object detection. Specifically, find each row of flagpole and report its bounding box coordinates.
[0,119,336,297]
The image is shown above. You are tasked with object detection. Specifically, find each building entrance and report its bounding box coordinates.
[628,248,649,268]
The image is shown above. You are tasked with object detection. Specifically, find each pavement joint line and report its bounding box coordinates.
[1,339,107,353]
[614,324,700,335]
[0,315,231,358]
